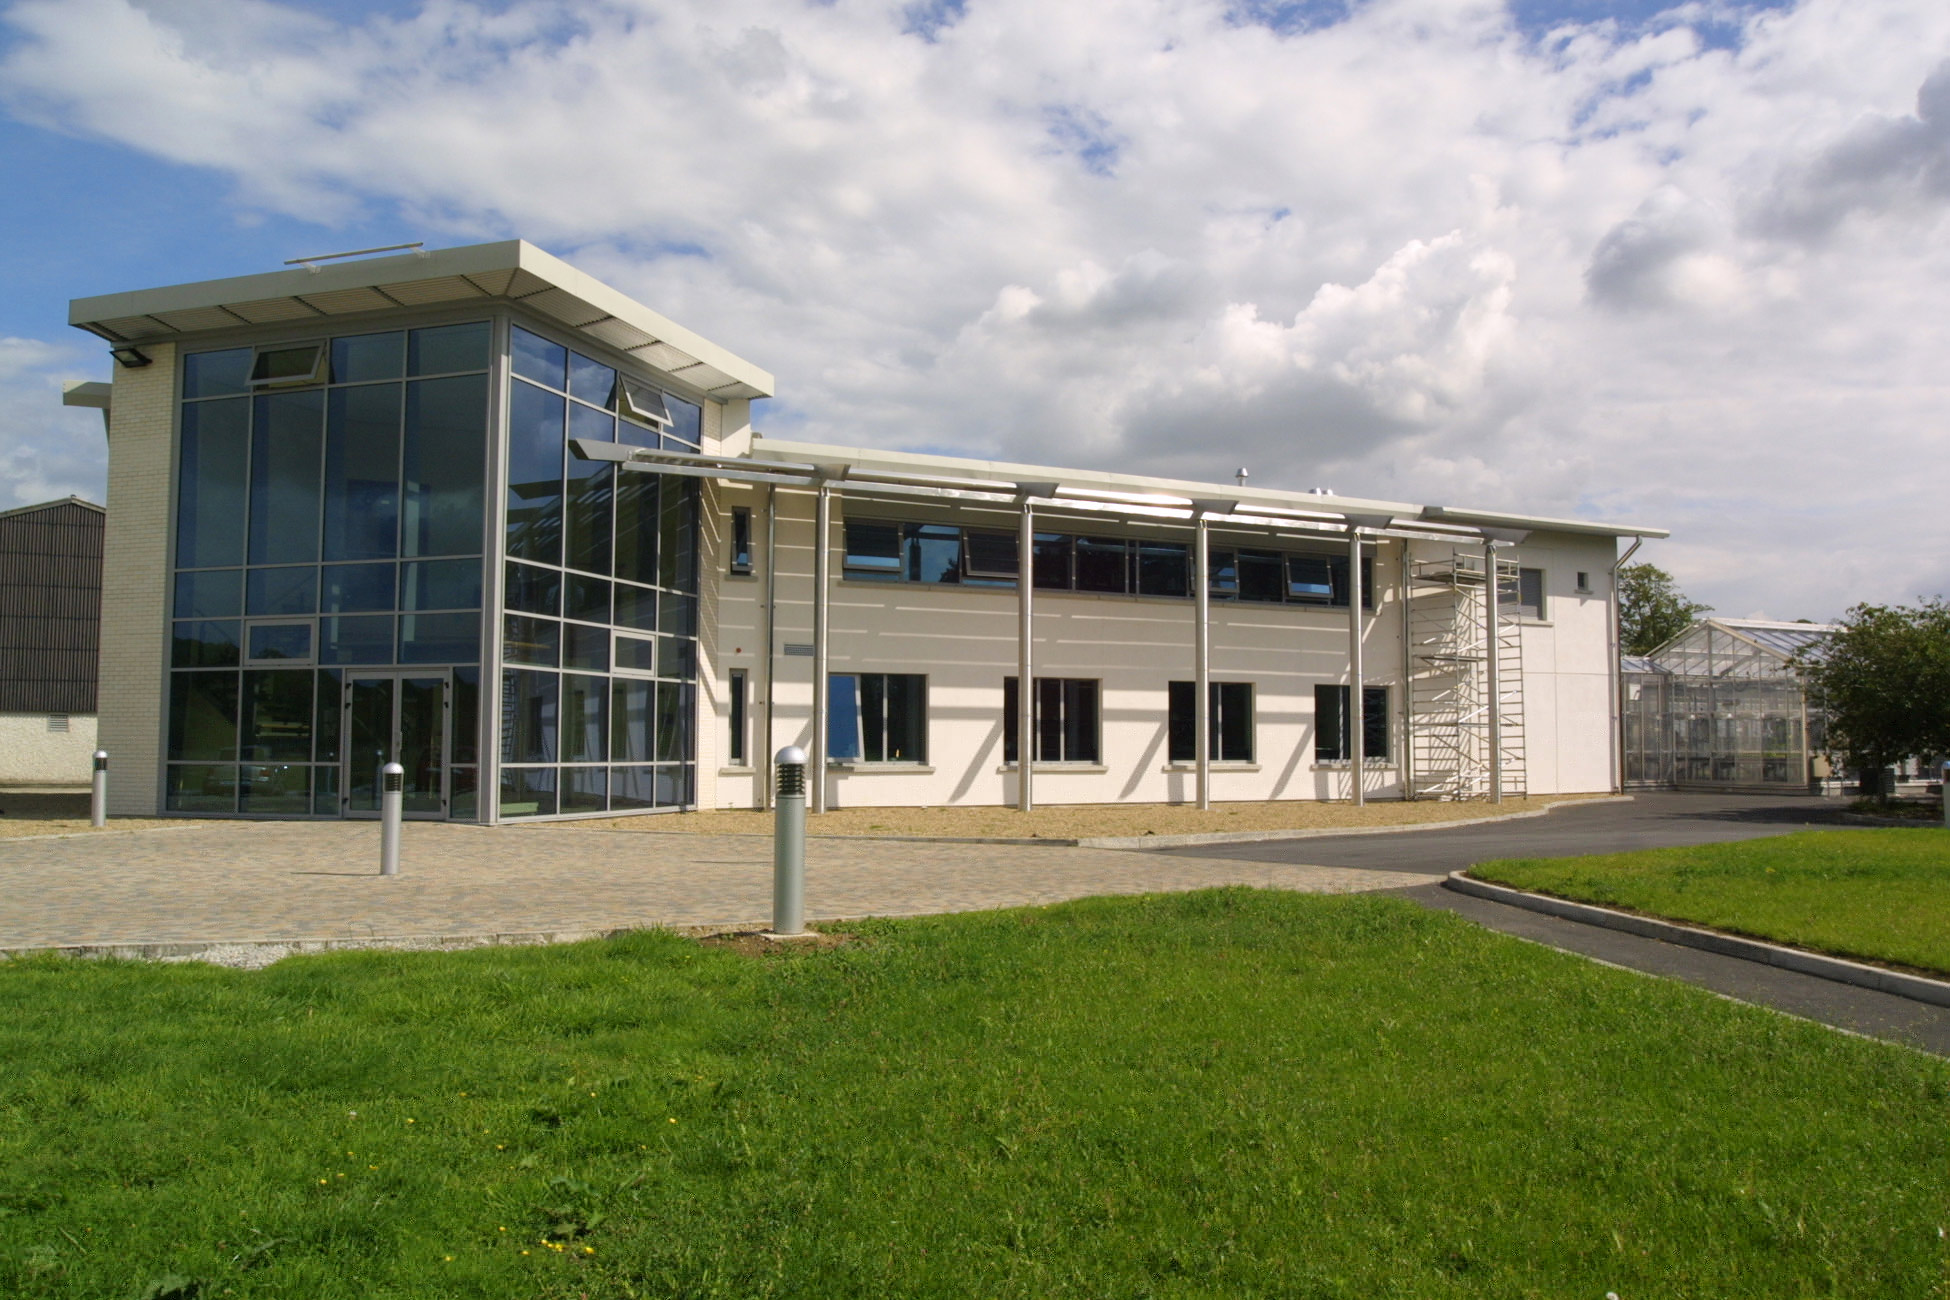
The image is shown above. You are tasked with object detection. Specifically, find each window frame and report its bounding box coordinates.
[826,672,930,765]
[1002,676,1102,765]
[247,342,327,389]
[728,668,749,767]
[729,507,753,576]
[1314,684,1391,763]
[1167,680,1255,763]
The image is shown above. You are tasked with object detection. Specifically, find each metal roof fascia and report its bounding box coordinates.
[69,240,775,400]
[1419,505,1669,540]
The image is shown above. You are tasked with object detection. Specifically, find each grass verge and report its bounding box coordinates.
[1471,829,1950,975]
[3,889,1948,1298]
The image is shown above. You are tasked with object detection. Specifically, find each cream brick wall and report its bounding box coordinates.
[98,344,176,816]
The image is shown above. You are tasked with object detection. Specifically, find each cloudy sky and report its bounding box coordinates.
[2,0,1946,621]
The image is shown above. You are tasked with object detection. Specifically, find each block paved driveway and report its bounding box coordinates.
[0,820,1428,955]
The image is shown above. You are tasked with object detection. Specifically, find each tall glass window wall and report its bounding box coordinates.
[499,324,703,817]
[169,324,491,816]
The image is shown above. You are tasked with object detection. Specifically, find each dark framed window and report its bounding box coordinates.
[1136,541,1188,597]
[1502,567,1546,619]
[1003,677,1099,764]
[843,520,902,579]
[1074,537,1129,593]
[963,530,1018,581]
[903,524,961,585]
[1315,685,1389,762]
[828,673,927,763]
[1167,681,1254,762]
[730,508,753,575]
[728,668,748,765]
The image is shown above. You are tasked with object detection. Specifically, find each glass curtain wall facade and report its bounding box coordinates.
[499,325,702,818]
[169,324,490,816]
[167,315,704,820]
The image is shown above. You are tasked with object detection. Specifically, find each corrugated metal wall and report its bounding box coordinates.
[0,499,105,713]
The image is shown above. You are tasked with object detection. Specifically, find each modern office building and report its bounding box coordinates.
[71,241,1664,822]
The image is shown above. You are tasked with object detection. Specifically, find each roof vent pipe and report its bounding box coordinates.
[1235,467,1249,487]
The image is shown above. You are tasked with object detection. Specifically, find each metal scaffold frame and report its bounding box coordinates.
[1405,548,1526,800]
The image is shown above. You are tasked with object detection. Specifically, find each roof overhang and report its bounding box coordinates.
[745,437,1668,541]
[68,240,774,402]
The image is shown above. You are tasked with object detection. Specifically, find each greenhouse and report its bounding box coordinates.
[1622,618,1833,790]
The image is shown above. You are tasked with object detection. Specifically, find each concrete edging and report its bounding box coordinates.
[1078,796,1634,851]
[1444,871,1950,1009]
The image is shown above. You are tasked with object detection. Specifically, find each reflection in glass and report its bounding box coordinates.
[610,765,655,810]
[501,669,558,763]
[1075,538,1128,593]
[565,405,615,575]
[561,673,607,763]
[247,623,313,662]
[175,569,242,619]
[507,381,564,564]
[451,667,480,766]
[321,563,395,613]
[241,763,310,814]
[511,325,567,389]
[613,471,659,584]
[657,591,696,638]
[655,764,692,807]
[657,636,693,679]
[449,766,477,820]
[563,765,607,814]
[408,321,490,377]
[324,383,401,561]
[904,524,962,584]
[655,681,690,762]
[401,558,481,611]
[320,615,394,665]
[313,763,340,817]
[177,398,249,568]
[499,765,556,818]
[665,392,703,449]
[658,477,696,590]
[611,679,652,762]
[563,622,609,672]
[565,573,610,624]
[183,349,251,400]
[398,676,446,814]
[169,671,238,760]
[172,620,241,669]
[398,612,479,664]
[346,676,394,813]
[504,562,561,616]
[248,390,324,565]
[166,764,238,813]
[613,583,657,632]
[569,352,617,407]
[402,375,486,558]
[314,668,342,761]
[615,634,657,674]
[247,567,318,616]
[330,331,404,383]
[503,615,560,667]
[1136,541,1188,598]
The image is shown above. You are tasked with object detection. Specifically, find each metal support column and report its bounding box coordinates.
[811,483,833,814]
[1484,538,1503,805]
[1017,498,1035,812]
[1194,514,1211,810]
[1348,526,1365,807]
[760,485,779,810]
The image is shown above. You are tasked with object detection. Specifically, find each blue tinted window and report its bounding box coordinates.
[904,524,961,584]
[507,380,564,564]
[1075,537,1128,593]
[511,326,567,389]
[1288,554,1335,603]
[1208,550,1238,595]
[408,322,490,376]
[503,615,560,667]
[402,375,486,558]
[561,672,607,763]
[611,680,653,762]
[398,612,480,664]
[613,583,656,631]
[565,404,614,575]
[320,615,394,665]
[501,668,559,762]
[321,563,395,613]
[1136,541,1188,598]
[247,623,313,662]
[570,353,617,407]
[183,349,251,399]
[657,476,696,590]
[177,398,249,568]
[504,562,561,617]
[248,390,324,565]
[613,471,659,584]
[664,393,702,449]
[565,572,610,623]
[330,331,404,383]
[246,567,317,616]
[323,384,400,560]
[174,569,241,619]
[172,620,240,668]
[401,558,481,611]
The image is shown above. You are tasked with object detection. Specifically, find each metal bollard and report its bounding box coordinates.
[380,762,404,877]
[89,750,107,827]
[772,746,807,935]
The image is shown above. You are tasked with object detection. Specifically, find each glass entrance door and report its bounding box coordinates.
[344,672,450,818]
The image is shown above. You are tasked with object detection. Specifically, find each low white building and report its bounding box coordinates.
[70,240,1662,821]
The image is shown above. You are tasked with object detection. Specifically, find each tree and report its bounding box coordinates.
[1618,563,1712,655]
[1797,599,1950,795]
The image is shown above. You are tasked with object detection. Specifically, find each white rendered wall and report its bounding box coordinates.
[0,713,100,786]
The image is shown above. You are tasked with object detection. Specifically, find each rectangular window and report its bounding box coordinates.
[248,343,325,388]
[1237,549,1285,602]
[1032,533,1073,589]
[843,520,902,578]
[827,673,927,763]
[1136,541,1188,598]
[618,375,671,427]
[1074,537,1129,593]
[730,508,753,575]
[1002,677,1100,764]
[1167,681,1254,762]
[729,668,748,765]
[904,523,961,584]
[1315,685,1390,762]
[1207,549,1238,596]
[1575,571,1591,594]
[1503,567,1546,619]
[963,530,1018,581]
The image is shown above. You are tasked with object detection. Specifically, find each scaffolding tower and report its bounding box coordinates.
[1405,549,1526,800]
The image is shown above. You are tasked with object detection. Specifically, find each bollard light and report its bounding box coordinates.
[772,745,808,936]
[380,762,404,877]
[89,750,107,828]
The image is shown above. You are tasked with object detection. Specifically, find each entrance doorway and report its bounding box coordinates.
[343,672,451,819]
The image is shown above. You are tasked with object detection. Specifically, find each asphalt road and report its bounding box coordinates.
[1166,791,1950,1057]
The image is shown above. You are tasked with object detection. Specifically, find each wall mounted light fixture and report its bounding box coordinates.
[109,346,153,369]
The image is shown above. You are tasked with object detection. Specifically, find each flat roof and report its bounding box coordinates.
[751,436,1669,540]
[69,240,774,401]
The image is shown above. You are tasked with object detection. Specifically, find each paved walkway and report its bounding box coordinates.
[0,820,1431,955]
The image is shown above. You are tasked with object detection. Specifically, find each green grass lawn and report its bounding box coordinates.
[2,890,1947,1299]
[1472,829,1950,975]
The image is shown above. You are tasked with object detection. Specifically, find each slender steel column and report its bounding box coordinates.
[1347,526,1365,807]
[1399,542,1415,798]
[1484,539,1503,805]
[760,485,779,810]
[1194,514,1211,810]
[811,483,833,814]
[1017,498,1035,811]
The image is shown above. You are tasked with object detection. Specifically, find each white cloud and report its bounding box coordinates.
[3,0,1949,618]
[0,339,109,510]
